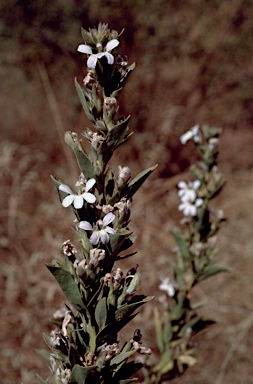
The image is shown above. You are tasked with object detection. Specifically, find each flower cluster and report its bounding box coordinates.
[177,180,203,217]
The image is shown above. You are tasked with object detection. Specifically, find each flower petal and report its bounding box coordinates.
[192,180,201,189]
[83,192,96,204]
[188,205,197,216]
[59,184,73,194]
[100,231,109,244]
[103,52,114,65]
[85,178,96,192]
[90,231,100,245]
[62,195,75,207]
[159,278,175,297]
[180,190,196,203]
[178,181,188,189]
[105,227,116,235]
[103,212,115,226]
[180,131,192,145]
[79,221,93,231]
[192,124,200,135]
[87,55,97,69]
[106,39,119,52]
[73,196,84,209]
[77,44,93,54]
[195,198,204,207]
[96,52,106,59]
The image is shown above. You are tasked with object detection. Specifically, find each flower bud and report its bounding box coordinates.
[118,166,131,186]
[104,97,118,116]
[126,272,142,294]
[90,248,105,267]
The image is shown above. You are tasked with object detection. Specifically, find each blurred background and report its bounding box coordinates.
[1,0,253,383]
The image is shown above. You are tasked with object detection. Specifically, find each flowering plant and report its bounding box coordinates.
[37,23,227,384]
[37,23,156,384]
[141,124,227,383]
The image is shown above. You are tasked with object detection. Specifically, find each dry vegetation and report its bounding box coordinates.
[1,1,253,383]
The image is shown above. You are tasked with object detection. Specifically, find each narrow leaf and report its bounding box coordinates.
[95,297,107,330]
[46,264,86,312]
[64,131,94,179]
[110,350,134,366]
[96,314,137,346]
[154,307,164,353]
[75,78,95,122]
[171,228,191,262]
[197,265,229,282]
[116,296,153,320]
[71,364,97,384]
[36,348,51,365]
[36,374,47,384]
[107,115,131,144]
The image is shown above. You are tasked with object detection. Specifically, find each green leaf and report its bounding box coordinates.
[109,233,129,254]
[46,264,86,312]
[122,165,158,199]
[96,314,137,346]
[51,175,62,189]
[116,295,153,320]
[95,297,107,330]
[154,307,164,353]
[81,29,95,45]
[172,293,187,321]
[197,265,229,282]
[43,333,52,350]
[153,349,173,374]
[107,115,131,141]
[36,348,51,365]
[75,77,95,122]
[110,350,134,366]
[171,228,191,262]
[71,364,97,384]
[64,131,94,180]
[179,316,202,337]
[36,374,47,384]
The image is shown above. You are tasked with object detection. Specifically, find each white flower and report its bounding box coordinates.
[208,137,219,151]
[178,180,201,203]
[159,278,175,297]
[79,212,116,245]
[59,178,96,209]
[178,198,203,217]
[77,39,119,69]
[180,124,201,145]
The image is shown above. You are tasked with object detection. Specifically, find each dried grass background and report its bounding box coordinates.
[1,1,253,383]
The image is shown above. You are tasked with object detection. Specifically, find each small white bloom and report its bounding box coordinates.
[79,212,116,245]
[59,178,96,209]
[180,124,201,145]
[77,39,119,69]
[178,180,201,203]
[208,137,219,151]
[178,198,203,217]
[159,278,175,297]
